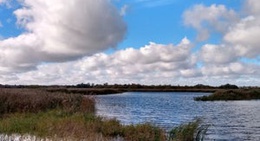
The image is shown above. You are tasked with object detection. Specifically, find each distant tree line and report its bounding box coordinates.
[75,83,242,89]
[0,83,257,90]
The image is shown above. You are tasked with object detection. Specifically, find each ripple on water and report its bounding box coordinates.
[96,92,260,141]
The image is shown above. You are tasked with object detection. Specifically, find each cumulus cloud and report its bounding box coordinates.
[0,0,126,72]
[0,34,41,73]
[196,1,260,61]
[245,0,260,15]
[181,1,260,85]
[183,4,238,41]
[3,38,200,85]
[201,62,259,77]
[115,38,192,65]
[185,2,260,61]
[200,44,238,64]
[0,0,260,86]
[224,16,260,58]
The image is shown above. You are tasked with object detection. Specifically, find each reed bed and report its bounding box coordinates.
[0,88,205,141]
[195,89,260,101]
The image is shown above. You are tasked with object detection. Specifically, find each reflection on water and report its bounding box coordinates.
[96,92,260,141]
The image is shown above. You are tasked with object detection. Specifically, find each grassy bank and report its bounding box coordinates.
[169,119,208,141]
[0,88,205,141]
[195,89,260,101]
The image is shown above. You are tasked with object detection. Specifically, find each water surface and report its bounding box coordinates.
[96,92,260,140]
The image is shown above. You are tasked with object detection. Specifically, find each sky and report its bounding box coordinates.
[0,0,259,86]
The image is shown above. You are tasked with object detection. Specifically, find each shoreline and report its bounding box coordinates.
[45,88,216,95]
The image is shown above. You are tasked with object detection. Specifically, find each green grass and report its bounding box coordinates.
[168,119,208,141]
[195,89,260,101]
[0,88,206,141]
[0,110,167,140]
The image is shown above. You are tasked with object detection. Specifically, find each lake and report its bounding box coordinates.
[96,92,260,141]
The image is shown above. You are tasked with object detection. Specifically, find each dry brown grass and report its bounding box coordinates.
[0,88,95,115]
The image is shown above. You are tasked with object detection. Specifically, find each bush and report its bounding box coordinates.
[219,84,239,89]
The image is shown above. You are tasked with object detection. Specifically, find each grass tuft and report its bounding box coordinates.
[168,119,208,141]
[123,123,166,141]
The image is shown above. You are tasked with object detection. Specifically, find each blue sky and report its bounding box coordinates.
[114,0,243,48]
[0,0,259,86]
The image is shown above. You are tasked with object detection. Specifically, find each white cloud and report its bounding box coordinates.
[183,4,238,41]
[0,34,41,73]
[0,0,126,72]
[201,62,259,77]
[3,38,199,85]
[0,0,6,4]
[194,1,260,62]
[184,1,260,85]
[245,0,260,15]
[115,38,192,65]
[186,2,260,60]
[1,34,259,86]
[120,5,129,16]
[180,69,202,78]
[0,0,260,86]
[200,44,238,64]
[224,16,260,58]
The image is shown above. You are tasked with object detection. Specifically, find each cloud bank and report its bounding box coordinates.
[0,0,259,86]
[9,38,198,85]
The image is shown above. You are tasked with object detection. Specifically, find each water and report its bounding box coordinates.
[96,92,260,141]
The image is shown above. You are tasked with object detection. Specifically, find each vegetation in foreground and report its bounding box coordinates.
[195,89,260,101]
[169,119,208,141]
[0,88,206,141]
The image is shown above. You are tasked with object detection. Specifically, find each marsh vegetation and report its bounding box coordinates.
[0,88,205,141]
[195,89,260,101]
